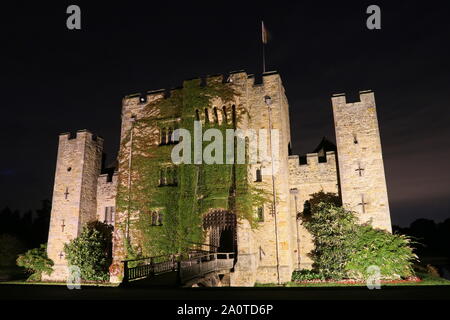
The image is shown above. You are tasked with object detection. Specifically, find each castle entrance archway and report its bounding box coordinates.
[203,210,237,253]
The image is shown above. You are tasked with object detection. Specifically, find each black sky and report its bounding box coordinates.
[1,1,449,227]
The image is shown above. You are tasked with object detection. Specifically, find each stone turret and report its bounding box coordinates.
[332,91,392,231]
[43,130,103,281]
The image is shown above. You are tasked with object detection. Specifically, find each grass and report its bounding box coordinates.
[0,280,119,287]
[0,266,119,287]
[256,272,450,288]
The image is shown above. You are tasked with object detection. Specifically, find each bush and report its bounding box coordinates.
[292,270,325,282]
[0,234,25,267]
[346,225,417,280]
[16,244,54,281]
[64,222,113,282]
[301,192,417,281]
[301,193,357,280]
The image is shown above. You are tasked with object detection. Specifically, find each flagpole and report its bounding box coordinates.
[262,20,267,74]
[262,41,266,74]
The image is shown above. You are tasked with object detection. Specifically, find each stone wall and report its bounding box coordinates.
[44,130,103,281]
[332,91,392,231]
[288,152,339,269]
[96,172,118,224]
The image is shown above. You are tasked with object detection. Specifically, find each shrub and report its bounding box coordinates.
[16,244,54,281]
[346,225,418,280]
[301,192,417,281]
[64,222,113,282]
[292,270,325,282]
[301,194,357,280]
[0,234,25,267]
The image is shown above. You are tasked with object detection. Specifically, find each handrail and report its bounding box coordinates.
[122,251,235,285]
[122,254,176,263]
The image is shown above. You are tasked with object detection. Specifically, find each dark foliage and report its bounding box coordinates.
[0,200,51,250]
[394,218,450,258]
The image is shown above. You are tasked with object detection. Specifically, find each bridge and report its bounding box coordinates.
[121,251,235,287]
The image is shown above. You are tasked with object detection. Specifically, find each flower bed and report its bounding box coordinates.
[294,276,422,285]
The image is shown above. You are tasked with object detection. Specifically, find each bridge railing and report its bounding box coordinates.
[123,254,179,282]
[179,252,235,283]
[122,252,235,284]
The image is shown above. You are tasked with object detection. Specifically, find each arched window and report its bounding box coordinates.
[168,128,173,144]
[222,106,228,124]
[159,168,166,186]
[151,212,158,226]
[172,167,178,186]
[205,108,210,124]
[256,169,262,182]
[257,207,264,222]
[213,107,219,124]
[160,128,167,145]
[157,212,163,226]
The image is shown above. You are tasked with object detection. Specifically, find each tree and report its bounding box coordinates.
[0,234,25,267]
[16,244,54,281]
[31,200,51,247]
[64,222,113,282]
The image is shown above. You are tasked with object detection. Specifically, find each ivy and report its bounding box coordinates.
[116,77,267,258]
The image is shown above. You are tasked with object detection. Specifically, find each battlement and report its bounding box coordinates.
[98,171,118,184]
[122,70,282,106]
[332,90,375,106]
[288,151,338,188]
[289,151,336,166]
[59,130,104,144]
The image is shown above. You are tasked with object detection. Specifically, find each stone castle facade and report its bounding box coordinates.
[43,71,392,286]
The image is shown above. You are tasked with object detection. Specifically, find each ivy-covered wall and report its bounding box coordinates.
[115,77,266,259]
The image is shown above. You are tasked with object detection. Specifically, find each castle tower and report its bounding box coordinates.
[228,71,296,285]
[332,91,392,231]
[44,130,103,281]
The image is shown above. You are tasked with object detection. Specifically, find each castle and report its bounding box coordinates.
[43,71,392,286]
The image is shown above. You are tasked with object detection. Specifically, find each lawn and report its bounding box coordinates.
[0,279,119,287]
[0,266,118,287]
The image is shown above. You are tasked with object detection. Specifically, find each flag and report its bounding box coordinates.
[262,21,268,44]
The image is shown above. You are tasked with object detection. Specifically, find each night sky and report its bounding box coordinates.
[1,1,449,227]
